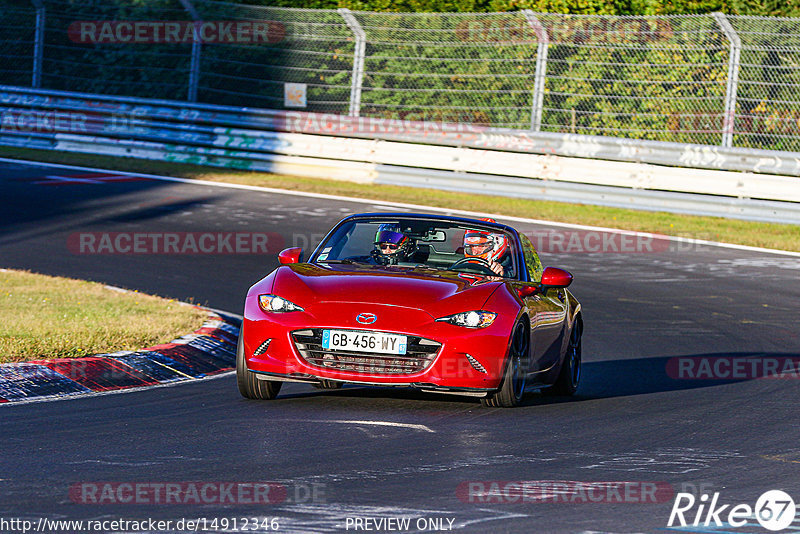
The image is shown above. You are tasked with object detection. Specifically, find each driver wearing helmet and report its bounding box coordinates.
[462,223,509,276]
[371,223,417,266]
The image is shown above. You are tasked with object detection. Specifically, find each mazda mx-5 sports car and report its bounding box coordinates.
[237,213,582,407]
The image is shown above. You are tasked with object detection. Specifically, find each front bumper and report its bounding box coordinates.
[242,300,513,391]
[249,369,494,397]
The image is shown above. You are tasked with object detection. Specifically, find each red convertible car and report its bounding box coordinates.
[237,213,582,407]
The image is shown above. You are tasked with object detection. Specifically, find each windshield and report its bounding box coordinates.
[311,218,519,279]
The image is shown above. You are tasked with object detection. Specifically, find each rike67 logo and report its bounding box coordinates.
[668,490,797,532]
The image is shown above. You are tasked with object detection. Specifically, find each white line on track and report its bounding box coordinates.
[2,156,799,258]
[283,419,435,433]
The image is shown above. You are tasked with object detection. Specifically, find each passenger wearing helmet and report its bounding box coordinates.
[370,223,417,266]
[459,219,509,276]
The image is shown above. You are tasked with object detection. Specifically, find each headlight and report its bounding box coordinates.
[258,294,304,313]
[436,310,496,328]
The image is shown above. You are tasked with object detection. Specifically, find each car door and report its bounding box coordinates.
[517,233,567,375]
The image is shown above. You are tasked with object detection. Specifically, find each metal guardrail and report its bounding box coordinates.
[374,166,800,224]
[2,85,799,177]
[1,86,799,224]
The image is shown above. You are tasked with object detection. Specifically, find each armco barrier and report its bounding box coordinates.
[1,85,799,223]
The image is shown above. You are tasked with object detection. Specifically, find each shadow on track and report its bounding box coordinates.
[238,352,798,408]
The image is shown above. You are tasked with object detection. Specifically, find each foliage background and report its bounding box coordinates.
[244,0,799,17]
[1,0,798,151]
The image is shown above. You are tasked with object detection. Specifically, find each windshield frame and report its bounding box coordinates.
[308,213,527,281]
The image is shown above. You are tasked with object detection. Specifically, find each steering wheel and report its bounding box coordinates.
[449,257,497,276]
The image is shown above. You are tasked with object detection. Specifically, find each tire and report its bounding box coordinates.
[312,380,343,390]
[236,333,282,400]
[546,319,582,396]
[481,320,529,408]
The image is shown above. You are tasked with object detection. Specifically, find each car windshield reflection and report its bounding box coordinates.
[311,218,518,279]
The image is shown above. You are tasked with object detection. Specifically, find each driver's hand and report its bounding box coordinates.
[488,261,504,276]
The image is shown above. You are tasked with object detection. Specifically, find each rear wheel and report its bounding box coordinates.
[236,333,282,400]
[546,319,582,396]
[481,320,529,408]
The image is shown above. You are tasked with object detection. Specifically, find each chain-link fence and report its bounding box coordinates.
[3,1,38,88]
[731,16,800,152]
[1,1,799,152]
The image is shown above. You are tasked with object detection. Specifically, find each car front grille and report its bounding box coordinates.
[291,329,441,375]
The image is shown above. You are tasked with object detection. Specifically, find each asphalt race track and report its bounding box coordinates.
[1,158,799,534]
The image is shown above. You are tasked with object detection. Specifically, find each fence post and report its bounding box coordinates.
[338,8,365,117]
[30,0,45,88]
[713,12,741,148]
[523,10,549,132]
[179,0,201,102]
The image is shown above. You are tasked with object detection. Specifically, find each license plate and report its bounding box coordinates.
[322,330,407,355]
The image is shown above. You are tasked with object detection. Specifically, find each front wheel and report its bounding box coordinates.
[546,319,582,396]
[481,320,529,408]
[236,334,282,400]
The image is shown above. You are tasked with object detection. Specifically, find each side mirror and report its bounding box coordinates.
[278,247,303,265]
[541,267,573,288]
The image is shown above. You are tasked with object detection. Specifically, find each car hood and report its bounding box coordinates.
[261,263,504,317]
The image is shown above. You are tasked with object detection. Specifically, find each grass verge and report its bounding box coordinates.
[0,269,208,363]
[1,146,799,252]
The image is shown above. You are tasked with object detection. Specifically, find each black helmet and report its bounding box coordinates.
[372,223,415,265]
